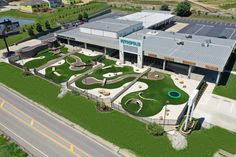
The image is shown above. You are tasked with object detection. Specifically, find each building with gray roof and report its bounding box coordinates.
[57,15,236,84]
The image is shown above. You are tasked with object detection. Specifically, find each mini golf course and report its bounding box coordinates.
[45,52,103,83]
[23,49,60,69]
[121,73,189,117]
[75,62,139,89]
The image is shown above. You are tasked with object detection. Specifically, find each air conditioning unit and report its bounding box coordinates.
[185,34,192,38]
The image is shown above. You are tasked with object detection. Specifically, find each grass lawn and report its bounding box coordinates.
[0,62,236,157]
[213,73,236,100]
[23,49,60,69]
[121,76,189,117]
[0,135,27,157]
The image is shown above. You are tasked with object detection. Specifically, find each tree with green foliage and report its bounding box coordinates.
[45,20,51,30]
[36,23,43,32]
[160,4,170,11]
[27,28,34,36]
[78,14,83,21]
[83,12,88,19]
[146,123,164,136]
[176,1,191,17]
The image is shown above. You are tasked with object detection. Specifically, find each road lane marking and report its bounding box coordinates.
[0,86,120,157]
[0,101,4,109]
[30,119,34,126]
[0,122,49,157]
[0,97,91,157]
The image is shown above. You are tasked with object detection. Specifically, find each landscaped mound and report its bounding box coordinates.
[121,74,189,117]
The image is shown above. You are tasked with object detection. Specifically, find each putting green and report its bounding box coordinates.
[24,49,60,69]
[121,75,189,117]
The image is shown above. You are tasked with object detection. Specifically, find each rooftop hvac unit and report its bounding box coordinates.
[185,34,192,38]
[201,42,209,47]
[176,40,184,45]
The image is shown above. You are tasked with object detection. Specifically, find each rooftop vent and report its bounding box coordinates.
[185,34,192,38]
[176,40,184,45]
[202,42,209,47]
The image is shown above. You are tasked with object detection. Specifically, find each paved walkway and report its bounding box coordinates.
[194,83,236,132]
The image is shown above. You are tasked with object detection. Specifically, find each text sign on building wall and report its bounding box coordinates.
[120,39,141,47]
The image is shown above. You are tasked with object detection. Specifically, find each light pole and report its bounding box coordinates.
[163,100,169,129]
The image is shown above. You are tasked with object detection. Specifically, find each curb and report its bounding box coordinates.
[0,83,136,157]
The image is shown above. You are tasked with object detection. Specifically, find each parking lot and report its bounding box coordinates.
[173,17,236,40]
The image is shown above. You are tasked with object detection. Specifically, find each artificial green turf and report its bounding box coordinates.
[76,76,136,89]
[121,76,189,117]
[23,50,59,69]
[0,62,236,157]
[45,62,91,83]
[0,135,27,157]
[66,56,76,64]
[89,65,136,80]
[213,73,236,100]
[101,59,116,66]
[45,53,102,83]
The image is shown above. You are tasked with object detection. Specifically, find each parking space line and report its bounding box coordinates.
[194,25,205,34]
[0,97,92,157]
[229,29,236,39]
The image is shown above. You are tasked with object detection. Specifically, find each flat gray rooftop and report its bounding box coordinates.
[57,27,119,49]
[80,18,142,33]
[57,27,236,72]
[126,29,236,71]
[118,10,175,28]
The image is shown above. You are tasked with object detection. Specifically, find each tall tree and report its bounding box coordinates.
[176,1,191,17]
[45,20,51,29]
[27,28,34,36]
[78,14,83,21]
[36,23,43,32]
[83,12,88,19]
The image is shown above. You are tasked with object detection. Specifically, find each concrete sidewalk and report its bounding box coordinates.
[194,83,236,132]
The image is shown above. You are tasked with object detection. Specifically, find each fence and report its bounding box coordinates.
[35,49,79,72]
[110,67,151,103]
[67,84,110,104]
[67,63,103,85]
[111,102,178,125]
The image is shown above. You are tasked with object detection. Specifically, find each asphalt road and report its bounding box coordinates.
[0,85,121,157]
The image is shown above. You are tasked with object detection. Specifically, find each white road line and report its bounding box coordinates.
[194,25,205,34]
[0,85,121,157]
[0,122,49,157]
[229,29,236,39]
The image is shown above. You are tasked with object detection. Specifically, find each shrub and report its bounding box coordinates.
[36,23,43,32]
[146,123,164,136]
[160,4,170,11]
[27,28,34,36]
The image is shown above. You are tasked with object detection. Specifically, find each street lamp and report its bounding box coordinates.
[163,100,169,129]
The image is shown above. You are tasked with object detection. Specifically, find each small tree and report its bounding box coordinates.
[36,23,43,32]
[27,28,34,36]
[146,123,164,136]
[83,12,88,19]
[160,4,170,11]
[45,20,51,30]
[78,14,83,21]
[176,1,191,17]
